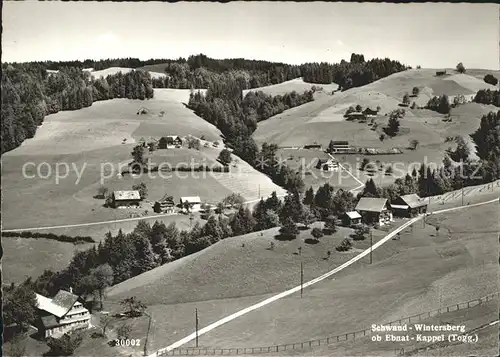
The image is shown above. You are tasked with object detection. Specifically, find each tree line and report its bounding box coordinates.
[1,63,154,154]
[473,89,500,107]
[300,53,409,90]
[188,76,312,192]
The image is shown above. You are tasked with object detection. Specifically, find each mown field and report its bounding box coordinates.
[102,200,498,353]
[243,78,339,97]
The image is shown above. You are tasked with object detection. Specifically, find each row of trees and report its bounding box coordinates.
[474,89,500,107]
[1,63,154,154]
[301,54,409,90]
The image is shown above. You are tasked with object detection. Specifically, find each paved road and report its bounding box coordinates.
[327,153,365,193]
[152,198,498,356]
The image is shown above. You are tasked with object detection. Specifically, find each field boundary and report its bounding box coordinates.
[159,293,499,356]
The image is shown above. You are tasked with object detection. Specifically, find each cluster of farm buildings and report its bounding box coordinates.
[343,194,428,227]
[111,190,202,213]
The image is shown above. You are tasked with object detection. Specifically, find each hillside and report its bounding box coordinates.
[1,87,282,232]
[243,78,339,97]
[104,199,498,352]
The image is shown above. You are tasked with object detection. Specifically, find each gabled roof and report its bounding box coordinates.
[346,211,362,219]
[52,290,79,311]
[181,196,201,203]
[331,141,349,145]
[113,190,141,200]
[36,293,68,318]
[158,193,174,203]
[355,198,388,213]
[399,194,427,209]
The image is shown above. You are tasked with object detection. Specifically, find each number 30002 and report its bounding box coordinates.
[115,339,141,347]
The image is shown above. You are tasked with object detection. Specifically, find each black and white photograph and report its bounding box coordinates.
[1,1,499,356]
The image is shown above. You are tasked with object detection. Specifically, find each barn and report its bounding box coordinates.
[159,136,183,149]
[112,190,142,208]
[391,194,428,217]
[355,197,393,226]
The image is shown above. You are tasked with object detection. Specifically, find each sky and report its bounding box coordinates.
[2,2,499,69]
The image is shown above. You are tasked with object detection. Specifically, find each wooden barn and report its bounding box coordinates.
[112,190,141,208]
[391,194,428,217]
[355,197,393,226]
[180,196,202,212]
[343,211,362,227]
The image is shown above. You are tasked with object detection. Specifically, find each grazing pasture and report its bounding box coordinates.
[243,78,339,97]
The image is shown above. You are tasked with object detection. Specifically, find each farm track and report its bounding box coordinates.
[150,197,499,356]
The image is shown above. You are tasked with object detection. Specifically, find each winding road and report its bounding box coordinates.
[152,197,498,356]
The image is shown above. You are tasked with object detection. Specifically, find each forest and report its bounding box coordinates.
[473,89,500,107]
[2,53,408,154]
[300,53,409,90]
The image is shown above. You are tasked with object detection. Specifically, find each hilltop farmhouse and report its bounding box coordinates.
[112,190,141,208]
[355,197,393,226]
[329,141,351,153]
[35,288,91,338]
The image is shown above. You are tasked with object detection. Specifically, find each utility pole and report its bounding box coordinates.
[195,308,199,348]
[461,182,464,206]
[300,262,303,298]
[143,311,152,356]
[258,184,261,200]
[370,231,373,264]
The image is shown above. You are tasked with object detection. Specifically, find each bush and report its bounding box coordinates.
[412,87,420,96]
[311,227,324,239]
[336,238,353,252]
[352,225,370,241]
[46,332,83,356]
[117,324,132,340]
[456,62,466,74]
[217,149,232,166]
[484,74,498,86]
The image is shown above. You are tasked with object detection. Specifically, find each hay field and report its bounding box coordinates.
[2,237,93,283]
[89,66,167,79]
[243,78,339,97]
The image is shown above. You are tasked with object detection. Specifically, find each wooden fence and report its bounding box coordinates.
[157,292,498,356]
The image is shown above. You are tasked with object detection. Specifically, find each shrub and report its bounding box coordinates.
[484,74,498,86]
[409,139,419,150]
[456,62,466,74]
[46,332,83,356]
[117,324,132,340]
[336,238,353,252]
[353,225,370,241]
[379,133,386,142]
[412,87,420,96]
[217,149,232,166]
[311,227,324,239]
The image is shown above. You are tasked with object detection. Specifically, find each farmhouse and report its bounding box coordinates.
[345,112,367,121]
[159,136,182,149]
[316,158,339,171]
[112,190,141,208]
[343,211,362,227]
[303,144,322,150]
[355,197,393,226]
[154,194,176,214]
[391,194,428,217]
[180,196,202,212]
[363,107,378,117]
[35,288,91,338]
[329,141,351,153]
